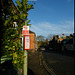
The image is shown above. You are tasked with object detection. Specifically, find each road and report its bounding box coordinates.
[42,50,74,75]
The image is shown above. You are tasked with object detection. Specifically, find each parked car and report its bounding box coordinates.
[38,46,46,51]
[49,48,53,50]
[40,47,45,50]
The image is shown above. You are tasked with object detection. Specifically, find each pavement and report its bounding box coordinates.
[1,59,18,75]
[28,51,47,75]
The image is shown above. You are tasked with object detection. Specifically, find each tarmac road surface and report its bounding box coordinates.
[42,50,74,75]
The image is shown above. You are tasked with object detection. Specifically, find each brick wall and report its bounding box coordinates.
[29,33,35,52]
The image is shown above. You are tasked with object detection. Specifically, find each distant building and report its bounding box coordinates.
[57,38,63,43]
[58,34,66,39]
[53,34,65,43]
[29,30,38,52]
[62,39,74,51]
[62,33,75,51]
[49,34,74,51]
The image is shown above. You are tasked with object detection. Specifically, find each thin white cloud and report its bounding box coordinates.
[30,20,74,36]
[66,0,72,2]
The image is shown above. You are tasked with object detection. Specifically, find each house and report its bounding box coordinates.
[58,34,66,39]
[62,33,74,51]
[57,38,63,43]
[62,39,74,51]
[53,34,64,43]
[49,34,65,51]
[29,30,38,52]
[10,0,19,14]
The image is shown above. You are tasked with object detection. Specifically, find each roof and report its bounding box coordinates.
[11,0,19,14]
[29,30,35,34]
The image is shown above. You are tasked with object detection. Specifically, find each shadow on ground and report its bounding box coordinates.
[1,59,18,75]
[28,68,35,75]
[1,59,35,75]
[44,49,75,57]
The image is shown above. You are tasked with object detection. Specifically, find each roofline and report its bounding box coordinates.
[11,0,19,14]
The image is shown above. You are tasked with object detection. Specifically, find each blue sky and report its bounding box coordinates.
[13,0,74,37]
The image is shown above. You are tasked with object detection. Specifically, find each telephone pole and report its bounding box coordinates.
[23,14,28,75]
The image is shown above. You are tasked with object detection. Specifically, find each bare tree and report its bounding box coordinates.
[47,34,53,41]
[37,35,45,42]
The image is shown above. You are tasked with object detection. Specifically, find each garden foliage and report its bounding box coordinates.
[1,0,34,69]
